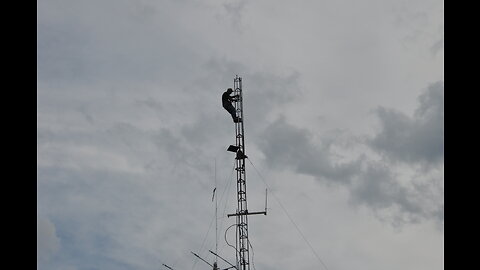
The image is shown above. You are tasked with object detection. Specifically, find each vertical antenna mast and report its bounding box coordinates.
[215,159,218,266]
[233,75,249,270]
[226,75,266,270]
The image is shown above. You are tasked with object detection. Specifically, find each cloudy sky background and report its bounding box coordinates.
[37,0,444,269]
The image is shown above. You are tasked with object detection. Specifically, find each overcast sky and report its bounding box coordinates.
[37,0,444,270]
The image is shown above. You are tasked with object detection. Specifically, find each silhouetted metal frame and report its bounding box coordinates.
[233,76,250,270]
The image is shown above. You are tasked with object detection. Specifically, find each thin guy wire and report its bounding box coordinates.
[247,158,330,270]
[192,161,236,270]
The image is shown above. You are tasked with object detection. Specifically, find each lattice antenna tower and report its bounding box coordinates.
[226,75,267,270]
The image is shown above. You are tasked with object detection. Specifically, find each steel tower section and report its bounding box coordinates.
[233,75,250,270]
[227,75,265,270]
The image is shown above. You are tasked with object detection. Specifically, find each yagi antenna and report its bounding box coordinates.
[191,251,213,268]
[162,263,175,270]
[209,250,238,270]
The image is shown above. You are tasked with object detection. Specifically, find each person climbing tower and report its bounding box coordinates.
[222,88,241,123]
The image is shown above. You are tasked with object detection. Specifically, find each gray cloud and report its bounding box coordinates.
[222,0,250,32]
[430,37,444,55]
[349,161,443,226]
[37,216,60,264]
[37,0,209,85]
[256,82,444,226]
[369,81,444,164]
[258,116,360,185]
